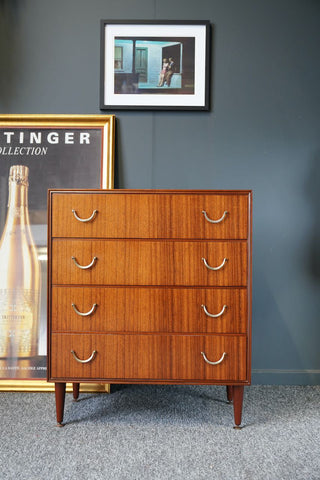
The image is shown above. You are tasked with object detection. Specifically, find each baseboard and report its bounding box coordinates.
[252,369,320,385]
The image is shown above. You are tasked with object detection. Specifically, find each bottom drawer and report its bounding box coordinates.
[50,334,247,382]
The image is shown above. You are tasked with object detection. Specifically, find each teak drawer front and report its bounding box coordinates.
[51,193,249,239]
[50,334,247,382]
[51,240,248,286]
[51,287,248,334]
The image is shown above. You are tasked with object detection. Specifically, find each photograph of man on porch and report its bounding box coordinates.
[114,37,195,95]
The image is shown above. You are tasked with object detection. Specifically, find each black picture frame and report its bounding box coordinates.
[100,20,210,111]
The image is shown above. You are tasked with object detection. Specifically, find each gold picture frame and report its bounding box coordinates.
[0,114,115,391]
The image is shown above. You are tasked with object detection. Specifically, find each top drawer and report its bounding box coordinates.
[50,192,249,239]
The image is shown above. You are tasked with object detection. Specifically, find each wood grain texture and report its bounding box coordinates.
[51,287,248,334]
[51,240,247,286]
[51,192,248,239]
[50,333,247,382]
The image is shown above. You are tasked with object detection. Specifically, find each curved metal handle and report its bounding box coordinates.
[201,351,227,365]
[202,210,228,224]
[71,350,97,364]
[71,256,97,270]
[72,303,97,317]
[72,209,98,223]
[201,304,227,318]
[202,257,228,271]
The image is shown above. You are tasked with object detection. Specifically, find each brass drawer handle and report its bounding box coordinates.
[71,350,97,364]
[71,256,97,270]
[72,303,98,317]
[201,351,227,365]
[201,304,227,318]
[202,257,228,271]
[72,209,98,223]
[202,210,228,224]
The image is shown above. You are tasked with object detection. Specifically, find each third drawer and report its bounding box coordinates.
[51,287,248,334]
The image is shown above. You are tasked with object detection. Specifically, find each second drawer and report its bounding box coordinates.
[52,240,248,286]
[51,287,248,334]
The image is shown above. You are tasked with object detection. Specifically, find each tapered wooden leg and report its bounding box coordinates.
[232,386,244,428]
[72,383,80,401]
[226,386,233,403]
[55,382,66,427]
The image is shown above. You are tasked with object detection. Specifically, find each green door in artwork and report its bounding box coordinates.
[135,48,148,83]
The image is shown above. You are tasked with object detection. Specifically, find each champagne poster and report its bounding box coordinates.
[0,116,114,381]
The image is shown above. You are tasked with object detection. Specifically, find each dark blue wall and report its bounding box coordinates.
[1,0,319,384]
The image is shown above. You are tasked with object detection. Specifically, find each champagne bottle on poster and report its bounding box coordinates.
[0,165,41,358]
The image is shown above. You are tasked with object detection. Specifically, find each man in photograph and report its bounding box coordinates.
[165,57,175,87]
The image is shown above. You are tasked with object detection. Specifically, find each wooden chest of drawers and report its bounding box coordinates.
[47,189,252,427]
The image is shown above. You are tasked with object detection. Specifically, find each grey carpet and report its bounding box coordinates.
[0,385,319,480]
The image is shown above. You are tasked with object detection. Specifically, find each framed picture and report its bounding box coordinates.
[100,20,210,111]
[0,114,115,391]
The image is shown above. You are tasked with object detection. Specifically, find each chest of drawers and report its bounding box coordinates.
[47,189,252,427]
